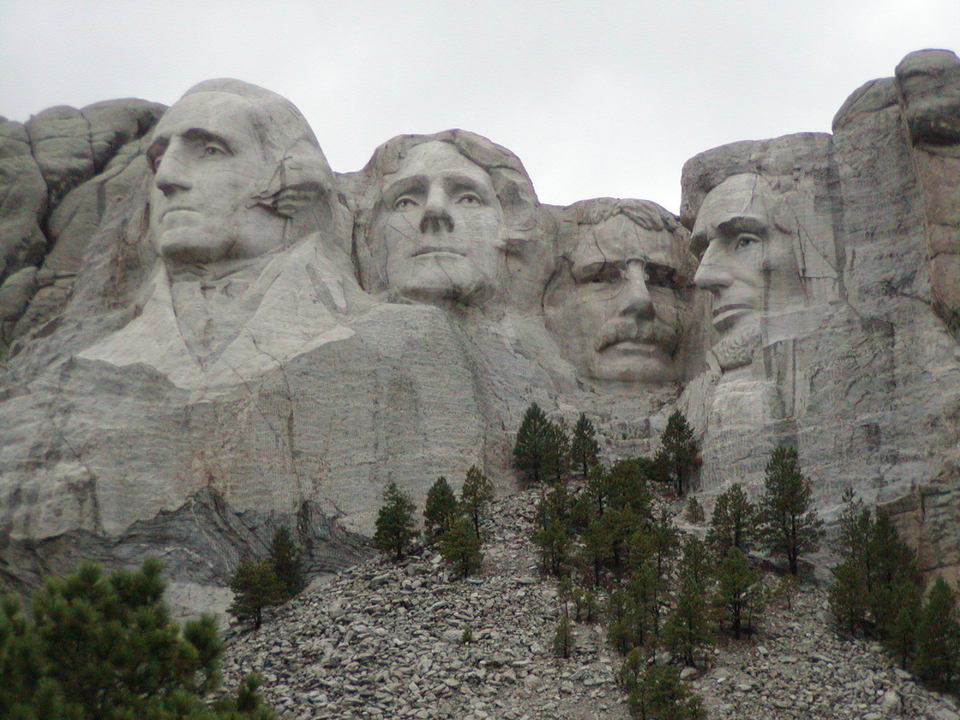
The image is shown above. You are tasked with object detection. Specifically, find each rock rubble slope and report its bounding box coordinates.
[221,488,960,720]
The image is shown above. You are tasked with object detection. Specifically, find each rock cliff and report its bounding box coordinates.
[0,50,958,612]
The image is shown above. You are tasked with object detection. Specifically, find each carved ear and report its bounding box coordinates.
[252,182,325,219]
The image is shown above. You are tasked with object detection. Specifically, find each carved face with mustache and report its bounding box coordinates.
[546,211,686,383]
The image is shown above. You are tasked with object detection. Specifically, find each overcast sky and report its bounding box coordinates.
[1,0,957,213]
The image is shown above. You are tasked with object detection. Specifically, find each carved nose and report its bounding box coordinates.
[694,244,733,292]
[420,188,455,233]
[154,151,192,197]
[619,263,654,320]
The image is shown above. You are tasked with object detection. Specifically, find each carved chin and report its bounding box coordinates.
[391,259,494,306]
[591,350,675,383]
[712,326,761,372]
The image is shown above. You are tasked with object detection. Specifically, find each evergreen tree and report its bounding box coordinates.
[626,562,665,649]
[885,577,922,669]
[513,402,552,485]
[646,507,679,581]
[626,663,706,720]
[542,418,571,484]
[706,483,757,560]
[664,537,714,667]
[757,446,822,575]
[423,476,459,544]
[230,559,280,630]
[534,482,575,577]
[534,517,572,578]
[374,481,419,561]
[570,412,600,478]
[0,559,276,720]
[868,510,921,638]
[268,526,305,601]
[684,496,705,524]
[552,615,575,659]
[460,465,494,538]
[439,515,484,578]
[655,410,698,496]
[914,577,960,692]
[828,491,875,634]
[713,547,764,639]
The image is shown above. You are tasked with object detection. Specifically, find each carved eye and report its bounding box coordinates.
[203,143,227,158]
[455,193,482,207]
[394,197,419,210]
[590,265,622,284]
[645,264,676,288]
[734,233,761,251]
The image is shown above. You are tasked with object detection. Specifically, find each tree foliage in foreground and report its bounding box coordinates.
[757,445,822,575]
[423,476,459,545]
[230,526,306,630]
[654,410,699,496]
[460,465,494,539]
[374,481,419,561]
[0,558,276,720]
[620,655,706,720]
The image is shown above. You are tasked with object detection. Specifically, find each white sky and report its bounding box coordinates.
[1,0,957,213]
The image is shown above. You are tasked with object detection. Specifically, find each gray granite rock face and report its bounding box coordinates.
[1,51,959,609]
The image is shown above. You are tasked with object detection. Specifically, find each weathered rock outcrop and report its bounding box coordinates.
[1,51,958,609]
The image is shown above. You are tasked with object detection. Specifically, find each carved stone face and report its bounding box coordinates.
[547,215,684,383]
[147,92,284,264]
[691,174,804,366]
[368,141,505,305]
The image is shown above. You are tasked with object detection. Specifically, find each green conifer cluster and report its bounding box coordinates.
[1,558,276,719]
[829,491,960,692]
[229,526,307,630]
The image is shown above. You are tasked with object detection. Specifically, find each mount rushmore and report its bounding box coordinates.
[0,49,958,615]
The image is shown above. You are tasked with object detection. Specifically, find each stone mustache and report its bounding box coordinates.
[0,50,958,613]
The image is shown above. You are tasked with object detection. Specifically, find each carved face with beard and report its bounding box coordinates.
[546,202,688,383]
[691,173,806,372]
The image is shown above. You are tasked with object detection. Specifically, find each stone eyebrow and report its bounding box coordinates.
[383,174,428,202]
[180,128,233,152]
[717,215,767,238]
[442,172,493,200]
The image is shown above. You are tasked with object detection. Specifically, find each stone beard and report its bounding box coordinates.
[546,204,687,383]
[691,173,806,373]
[367,141,506,306]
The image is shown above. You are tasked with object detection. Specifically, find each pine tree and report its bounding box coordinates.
[460,465,494,538]
[706,483,757,560]
[757,445,822,575]
[230,559,281,630]
[552,615,575,659]
[439,516,483,578]
[542,418,571,485]
[374,481,419,561]
[0,559,277,719]
[684,496,705,524]
[655,410,698,496]
[869,510,920,638]
[513,402,552,485]
[664,537,714,667]
[268,526,305,601]
[570,412,600,478]
[914,577,960,692]
[627,663,706,720]
[423,476,459,544]
[626,562,665,649]
[713,547,764,639]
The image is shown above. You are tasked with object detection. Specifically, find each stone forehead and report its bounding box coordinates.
[387,141,494,185]
[693,174,776,231]
[571,215,680,269]
[153,91,259,137]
